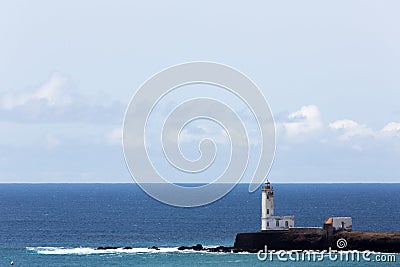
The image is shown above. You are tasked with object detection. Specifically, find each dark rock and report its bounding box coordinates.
[192,244,203,251]
[123,247,132,250]
[178,244,204,251]
[96,246,119,250]
[207,246,233,253]
[149,246,160,250]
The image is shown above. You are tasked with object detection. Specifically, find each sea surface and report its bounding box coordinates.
[0,183,399,266]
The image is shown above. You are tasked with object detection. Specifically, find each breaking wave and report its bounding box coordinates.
[26,246,182,255]
[27,247,397,256]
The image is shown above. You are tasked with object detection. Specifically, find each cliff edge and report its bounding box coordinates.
[234,228,400,253]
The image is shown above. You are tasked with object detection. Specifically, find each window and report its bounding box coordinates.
[267,209,269,215]
[276,220,279,227]
[285,221,289,227]
[267,195,269,199]
[267,222,269,227]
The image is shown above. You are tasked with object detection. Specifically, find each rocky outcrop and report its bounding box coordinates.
[234,228,400,253]
[178,244,203,251]
[177,244,234,253]
[96,246,120,250]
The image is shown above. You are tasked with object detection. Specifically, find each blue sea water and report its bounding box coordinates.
[0,183,399,266]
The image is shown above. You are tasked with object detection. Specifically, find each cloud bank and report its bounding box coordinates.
[1,73,399,183]
[0,72,124,123]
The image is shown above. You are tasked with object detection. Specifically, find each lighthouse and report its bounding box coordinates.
[261,180,274,230]
[261,180,294,231]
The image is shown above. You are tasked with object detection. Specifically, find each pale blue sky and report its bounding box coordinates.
[0,0,399,183]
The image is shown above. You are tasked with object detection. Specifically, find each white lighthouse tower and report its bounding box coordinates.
[261,180,294,231]
[261,180,274,230]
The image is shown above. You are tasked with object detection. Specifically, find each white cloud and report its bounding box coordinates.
[381,122,400,137]
[277,105,400,155]
[0,72,72,110]
[0,72,124,123]
[33,73,72,106]
[282,105,323,140]
[179,124,228,144]
[328,119,374,141]
[329,120,400,141]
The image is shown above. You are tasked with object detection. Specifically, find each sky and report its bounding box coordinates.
[0,0,399,183]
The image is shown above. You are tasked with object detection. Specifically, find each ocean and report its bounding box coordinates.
[0,183,399,266]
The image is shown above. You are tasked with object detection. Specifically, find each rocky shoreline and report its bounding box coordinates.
[95,244,236,253]
[95,229,400,254]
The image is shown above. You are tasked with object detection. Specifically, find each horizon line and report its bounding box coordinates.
[0,182,399,184]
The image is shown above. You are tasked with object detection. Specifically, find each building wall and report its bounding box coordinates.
[332,217,352,231]
[262,216,294,230]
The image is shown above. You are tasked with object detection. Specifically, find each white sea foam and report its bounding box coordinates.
[27,247,398,256]
[26,246,181,255]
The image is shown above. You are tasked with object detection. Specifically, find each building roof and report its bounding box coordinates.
[324,217,333,225]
